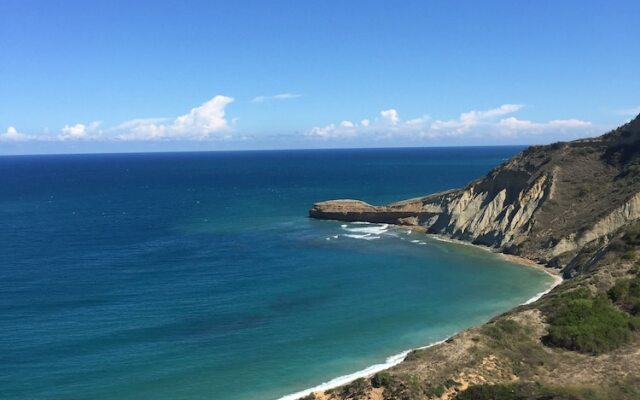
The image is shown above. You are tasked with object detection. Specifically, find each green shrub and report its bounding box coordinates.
[630,316,640,331]
[624,163,640,177]
[543,293,633,354]
[458,381,639,400]
[608,279,631,302]
[608,276,640,315]
[370,372,393,388]
[483,319,521,343]
[329,377,368,399]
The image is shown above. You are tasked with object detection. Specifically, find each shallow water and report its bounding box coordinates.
[0,147,553,400]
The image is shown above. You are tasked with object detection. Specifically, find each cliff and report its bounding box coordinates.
[304,115,640,400]
[310,114,640,277]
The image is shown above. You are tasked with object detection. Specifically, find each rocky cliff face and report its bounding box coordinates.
[310,114,640,276]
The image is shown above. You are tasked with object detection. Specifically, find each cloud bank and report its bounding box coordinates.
[306,104,595,142]
[2,97,601,148]
[2,96,235,144]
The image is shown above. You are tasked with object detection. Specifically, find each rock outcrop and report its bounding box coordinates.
[310,114,640,275]
[310,199,422,225]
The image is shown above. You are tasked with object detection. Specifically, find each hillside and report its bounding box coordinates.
[306,115,640,400]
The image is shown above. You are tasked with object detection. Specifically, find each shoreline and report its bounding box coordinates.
[424,229,565,304]
[277,338,450,400]
[424,232,564,279]
[279,225,564,400]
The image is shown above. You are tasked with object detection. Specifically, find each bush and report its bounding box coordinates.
[457,381,639,400]
[608,279,631,302]
[483,319,521,342]
[543,292,633,354]
[630,316,640,331]
[608,276,640,315]
[370,372,393,388]
[624,162,640,177]
[328,378,368,399]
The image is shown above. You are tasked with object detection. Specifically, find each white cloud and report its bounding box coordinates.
[306,104,595,141]
[307,119,364,139]
[0,126,29,141]
[59,121,101,140]
[547,119,592,128]
[463,104,523,121]
[406,115,430,126]
[497,117,534,130]
[117,95,234,140]
[431,104,523,134]
[251,93,302,103]
[380,109,400,125]
[496,117,592,136]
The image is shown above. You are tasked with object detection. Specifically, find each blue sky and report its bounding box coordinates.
[1,0,639,154]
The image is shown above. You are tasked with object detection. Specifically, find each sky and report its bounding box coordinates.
[1,0,639,154]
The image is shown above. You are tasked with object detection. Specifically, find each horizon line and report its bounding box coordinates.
[0,143,533,158]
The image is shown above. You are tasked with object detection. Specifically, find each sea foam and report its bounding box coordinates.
[341,223,389,235]
[336,223,390,241]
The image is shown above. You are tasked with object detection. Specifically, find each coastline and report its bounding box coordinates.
[279,227,563,400]
[277,338,450,400]
[424,231,564,284]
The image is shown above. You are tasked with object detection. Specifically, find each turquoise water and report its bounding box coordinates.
[0,148,553,400]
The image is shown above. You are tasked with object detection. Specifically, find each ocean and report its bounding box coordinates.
[0,147,554,400]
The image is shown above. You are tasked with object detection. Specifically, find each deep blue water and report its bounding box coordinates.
[0,147,553,400]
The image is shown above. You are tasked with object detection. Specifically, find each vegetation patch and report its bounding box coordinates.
[543,288,636,354]
[480,318,549,376]
[370,371,394,388]
[608,276,640,315]
[326,378,369,399]
[458,378,640,400]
